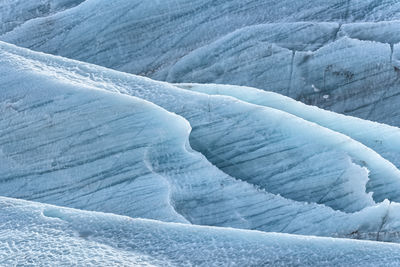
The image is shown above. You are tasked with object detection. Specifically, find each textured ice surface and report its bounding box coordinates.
[4,1,400,264]
[3,197,400,266]
[168,30,400,126]
[2,0,400,126]
[0,0,85,34]
[178,83,400,173]
[4,41,400,209]
[4,42,400,241]
[0,52,194,223]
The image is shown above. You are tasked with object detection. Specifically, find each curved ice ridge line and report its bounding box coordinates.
[7,41,400,243]
[2,41,399,211]
[177,82,400,166]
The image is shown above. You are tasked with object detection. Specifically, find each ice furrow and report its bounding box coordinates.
[2,41,397,213]
[5,42,400,241]
[178,83,400,202]
[4,7,400,127]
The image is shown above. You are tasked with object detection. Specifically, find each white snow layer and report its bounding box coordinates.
[3,196,400,266]
[2,0,400,126]
[3,42,400,243]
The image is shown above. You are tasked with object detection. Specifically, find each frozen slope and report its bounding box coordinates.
[177,83,400,168]
[4,197,400,266]
[2,1,400,125]
[168,26,400,126]
[5,42,400,240]
[3,41,400,210]
[0,0,85,34]
[0,55,192,223]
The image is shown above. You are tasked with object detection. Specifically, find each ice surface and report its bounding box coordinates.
[338,21,400,45]
[0,51,191,223]
[169,31,400,126]
[4,42,400,241]
[2,0,400,126]
[177,83,400,183]
[4,41,400,210]
[3,1,400,264]
[3,197,400,266]
[0,0,84,34]
[166,23,340,91]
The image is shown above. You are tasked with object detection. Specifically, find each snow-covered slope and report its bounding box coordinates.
[4,196,400,266]
[2,0,400,126]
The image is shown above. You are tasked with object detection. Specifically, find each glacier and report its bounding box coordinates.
[3,41,400,211]
[3,0,400,265]
[3,41,400,242]
[177,83,400,168]
[2,0,400,126]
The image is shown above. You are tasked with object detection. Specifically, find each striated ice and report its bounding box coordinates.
[2,0,400,126]
[5,41,400,210]
[4,42,400,242]
[3,1,400,264]
[177,83,400,191]
[0,0,85,34]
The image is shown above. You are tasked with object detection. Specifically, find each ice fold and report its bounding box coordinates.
[3,42,400,242]
[3,1,400,126]
[177,82,400,202]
